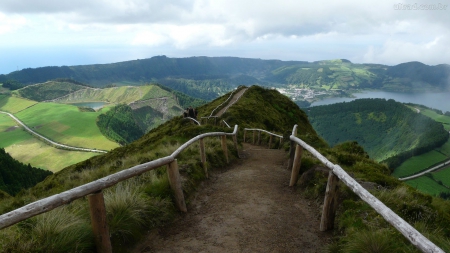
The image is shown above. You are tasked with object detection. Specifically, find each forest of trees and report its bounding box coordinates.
[0,148,52,196]
[307,99,449,168]
[96,104,144,145]
[1,80,25,90]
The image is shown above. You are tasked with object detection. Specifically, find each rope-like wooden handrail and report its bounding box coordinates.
[289,124,444,253]
[0,125,238,231]
[244,128,283,138]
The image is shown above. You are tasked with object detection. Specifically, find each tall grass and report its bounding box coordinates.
[0,205,94,253]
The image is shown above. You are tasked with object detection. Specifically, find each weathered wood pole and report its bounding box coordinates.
[320,171,340,231]
[252,130,256,144]
[167,160,187,212]
[279,137,282,149]
[88,191,112,253]
[257,130,261,145]
[199,138,208,178]
[232,134,239,158]
[287,127,298,170]
[269,135,273,149]
[243,129,247,143]
[221,135,229,163]
[289,144,304,186]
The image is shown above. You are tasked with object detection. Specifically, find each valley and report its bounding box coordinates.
[0,82,195,172]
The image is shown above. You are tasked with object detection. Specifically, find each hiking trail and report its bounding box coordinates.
[132,143,330,253]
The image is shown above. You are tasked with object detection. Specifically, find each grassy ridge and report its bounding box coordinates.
[53,85,172,104]
[14,103,118,150]
[13,81,87,102]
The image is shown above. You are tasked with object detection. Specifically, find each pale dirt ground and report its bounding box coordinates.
[132,143,331,253]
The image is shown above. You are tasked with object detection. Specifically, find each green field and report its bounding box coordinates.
[5,138,99,172]
[392,149,448,177]
[405,176,450,196]
[14,102,119,150]
[0,114,33,146]
[0,96,37,113]
[432,167,450,187]
[1,114,101,172]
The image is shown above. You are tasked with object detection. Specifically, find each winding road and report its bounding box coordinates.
[0,111,107,153]
[399,159,450,181]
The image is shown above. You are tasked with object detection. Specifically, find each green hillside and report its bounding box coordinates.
[1,57,449,101]
[307,99,449,166]
[96,104,144,145]
[1,86,450,252]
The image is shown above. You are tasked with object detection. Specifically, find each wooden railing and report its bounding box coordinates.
[243,128,283,149]
[287,125,444,253]
[0,125,238,253]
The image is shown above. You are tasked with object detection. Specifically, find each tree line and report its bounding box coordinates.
[0,148,52,196]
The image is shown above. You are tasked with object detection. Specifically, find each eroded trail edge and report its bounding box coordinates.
[133,143,329,253]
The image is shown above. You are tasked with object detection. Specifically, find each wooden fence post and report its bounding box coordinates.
[320,171,339,231]
[221,135,229,163]
[243,129,247,143]
[279,137,282,149]
[287,127,298,170]
[167,160,187,212]
[232,135,239,158]
[257,130,261,145]
[289,144,303,186]
[269,135,273,149]
[199,138,208,178]
[252,130,256,144]
[88,191,112,253]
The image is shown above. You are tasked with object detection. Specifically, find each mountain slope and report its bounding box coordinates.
[1,57,449,98]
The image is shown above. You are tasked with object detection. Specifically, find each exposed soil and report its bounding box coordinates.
[215,88,247,117]
[4,125,19,132]
[132,143,330,253]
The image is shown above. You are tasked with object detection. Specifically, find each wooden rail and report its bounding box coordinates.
[287,125,444,253]
[243,128,283,149]
[0,125,238,253]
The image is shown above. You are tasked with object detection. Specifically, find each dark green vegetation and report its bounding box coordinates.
[96,104,145,145]
[13,80,88,101]
[1,80,25,90]
[1,86,450,252]
[307,99,449,167]
[0,148,52,196]
[1,57,449,101]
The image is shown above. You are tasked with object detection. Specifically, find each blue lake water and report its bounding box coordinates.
[310,91,450,112]
[70,102,108,110]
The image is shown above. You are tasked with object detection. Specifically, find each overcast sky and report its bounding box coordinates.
[0,0,449,74]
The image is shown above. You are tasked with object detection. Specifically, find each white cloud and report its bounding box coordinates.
[0,12,26,34]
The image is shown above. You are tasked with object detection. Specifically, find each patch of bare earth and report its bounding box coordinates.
[133,143,330,253]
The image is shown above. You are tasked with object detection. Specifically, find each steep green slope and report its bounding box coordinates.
[96,104,144,145]
[13,80,88,102]
[307,99,449,166]
[0,148,52,196]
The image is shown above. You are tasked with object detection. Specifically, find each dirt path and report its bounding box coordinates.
[133,143,330,253]
[215,88,247,117]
